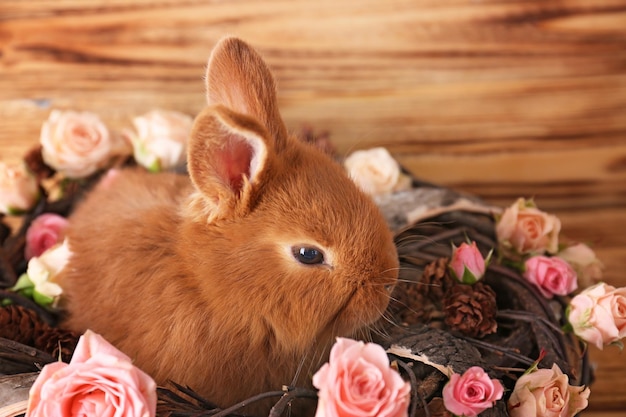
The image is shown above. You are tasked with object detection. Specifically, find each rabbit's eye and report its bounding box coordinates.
[292,246,325,265]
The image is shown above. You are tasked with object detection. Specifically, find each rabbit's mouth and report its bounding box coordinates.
[318,280,393,342]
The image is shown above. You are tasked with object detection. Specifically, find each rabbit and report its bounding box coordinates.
[57,37,399,414]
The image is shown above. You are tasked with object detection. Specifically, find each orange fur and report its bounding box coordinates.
[58,37,398,415]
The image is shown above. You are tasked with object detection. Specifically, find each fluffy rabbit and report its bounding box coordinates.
[58,37,399,414]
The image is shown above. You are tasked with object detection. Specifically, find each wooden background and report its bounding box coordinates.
[1,1,624,414]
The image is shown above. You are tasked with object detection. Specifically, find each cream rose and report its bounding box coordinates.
[23,239,71,306]
[313,337,411,417]
[496,198,561,255]
[40,110,118,178]
[558,243,603,287]
[508,364,589,417]
[26,330,157,417]
[125,109,193,171]
[0,161,40,214]
[568,282,626,349]
[344,147,411,197]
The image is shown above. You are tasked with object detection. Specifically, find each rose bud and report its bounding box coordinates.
[449,241,491,284]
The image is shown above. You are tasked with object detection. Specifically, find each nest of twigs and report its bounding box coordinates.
[0,150,590,417]
[378,207,591,417]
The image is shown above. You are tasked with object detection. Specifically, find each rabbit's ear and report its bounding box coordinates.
[205,37,288,149]
[187,106,271,222]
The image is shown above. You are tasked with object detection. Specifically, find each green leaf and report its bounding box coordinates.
[147,158,161,173]
[501,257,526,272]
[32,290,54,308]
[10,273,34,292]
[523,349,547,376]
[523,197,537,208]
[461,267,478,285]
[610,340,624,352]
[561,322,574,334]
[6,206,25,215]
[484,248,494,267]
[18,287,34,299]
[7,191,42,215]
[562,304,574,334]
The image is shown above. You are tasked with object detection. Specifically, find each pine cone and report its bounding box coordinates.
[298,126,335,156]
[388,278,429,326]
[418,257,456,302]
[24,145,55,180]
[443,282,498,338]
[0,304,51,346]
[386,258,456,328]
[35,327,81,363]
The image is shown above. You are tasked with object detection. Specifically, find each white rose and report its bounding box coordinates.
[0,161,40,214]
[125,109,193,171]
[40,110,116,178]
[558,243,603,287]
[344,147,410,196]
[26,239,72,304]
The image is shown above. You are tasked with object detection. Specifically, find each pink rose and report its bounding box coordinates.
[0,161,40,214]
[25,213,69,260]
[508,364,590,417]
[442,366,503,417]
[558,243,603,287]
[312,337,411,417]
[40,110,125,178]
[523,256,578,298]
[26,330,157,417]
[568,282,626,349]
[496,198,561,255]
[124,109,193,172]
[449,241,489,284]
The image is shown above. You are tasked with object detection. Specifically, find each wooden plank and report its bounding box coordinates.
[0,1,625,208]
[1,0,625,413]
[588,343,626,411]
[586,414,626,417]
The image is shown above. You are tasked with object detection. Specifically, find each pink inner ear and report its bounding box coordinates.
[215,133,253,193]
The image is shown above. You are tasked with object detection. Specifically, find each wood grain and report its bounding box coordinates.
[1,1,625,414]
